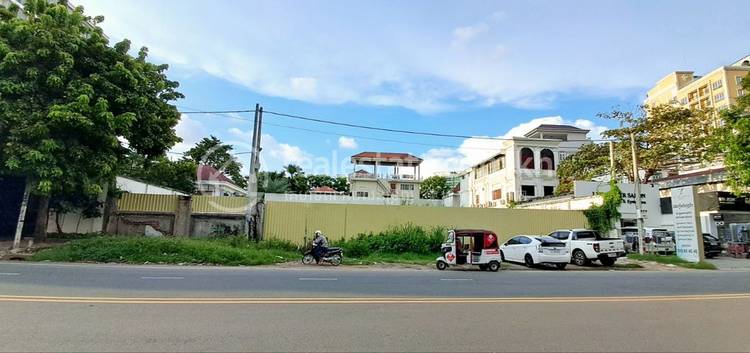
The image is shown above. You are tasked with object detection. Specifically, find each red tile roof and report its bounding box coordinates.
[196,164,235,184]
[310,186,338,194]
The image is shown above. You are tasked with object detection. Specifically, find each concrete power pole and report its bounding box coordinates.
[608,141,615,181]
[246,104,263,240]
[630,133,646,255]
[12,180,31,251]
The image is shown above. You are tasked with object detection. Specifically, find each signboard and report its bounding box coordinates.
[671,186,704,263]
[573,181,661,225]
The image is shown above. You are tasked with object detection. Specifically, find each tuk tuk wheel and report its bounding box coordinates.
[436,260,448,271]
[488,261,500,272]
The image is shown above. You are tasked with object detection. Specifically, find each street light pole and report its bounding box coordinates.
[630,133,645,255]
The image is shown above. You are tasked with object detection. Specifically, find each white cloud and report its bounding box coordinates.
[227,127,313,172]
[337,136,359,149]
[168,114,204,159]
[419,117,608,176]
[77,1,746,114]
[451,22,489,46]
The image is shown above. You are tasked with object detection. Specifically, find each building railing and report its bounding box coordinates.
[349,172,421,181]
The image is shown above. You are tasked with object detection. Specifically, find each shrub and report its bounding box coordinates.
[334,224,447,257]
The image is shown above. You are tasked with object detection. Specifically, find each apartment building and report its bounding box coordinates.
[348,152,422,198]
[468,124,591,208]
[645,55,750,113]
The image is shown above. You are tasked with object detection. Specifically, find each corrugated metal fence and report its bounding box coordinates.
[264,201,588,244]
[117,194,589,243]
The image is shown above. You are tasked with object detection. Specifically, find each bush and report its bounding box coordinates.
[334,224,446,258]
[30,236,300,266]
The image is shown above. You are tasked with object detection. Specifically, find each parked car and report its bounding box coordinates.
[500,235,569,270]
[703,233,722,258]
[548,229,626,266]
[621,227,675,254]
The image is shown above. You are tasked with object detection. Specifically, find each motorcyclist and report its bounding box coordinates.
[312,230,329,263]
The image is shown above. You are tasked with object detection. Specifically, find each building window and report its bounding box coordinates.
[520,148,534,169]
[488,156,503,174]
[521,185,535,197]
[540,149,555,170]
[355,191,369,197]
[711,80,723,90]
[738,76,745,85]
[714,92,725,102]
[544,186,554,196]
[492,189,502,200]
[400,184,414,191]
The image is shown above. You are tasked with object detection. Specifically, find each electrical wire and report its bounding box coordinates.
[178,107,613,142]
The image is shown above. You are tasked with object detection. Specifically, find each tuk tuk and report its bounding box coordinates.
[436,229,502,271]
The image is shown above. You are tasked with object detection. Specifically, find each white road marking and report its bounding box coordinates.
[298,277,338,281]
[0,272,20,276]
[440,278,473,281]
[141,276,184,280]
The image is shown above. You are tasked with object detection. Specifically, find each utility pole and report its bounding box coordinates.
[12,180,31,251]
[608,141,615,182]
[246,104,262,240]
[630,133,645,255]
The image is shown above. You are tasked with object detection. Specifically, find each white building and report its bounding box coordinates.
[348,152,422,199]
[469,124,591,207]
[196,164,246,197]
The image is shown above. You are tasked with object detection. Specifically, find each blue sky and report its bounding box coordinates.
[77,0,748,176]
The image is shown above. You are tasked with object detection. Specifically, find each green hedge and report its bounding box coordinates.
[334,224,446,258]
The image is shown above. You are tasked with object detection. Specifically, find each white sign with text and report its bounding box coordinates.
[671,186,704,263]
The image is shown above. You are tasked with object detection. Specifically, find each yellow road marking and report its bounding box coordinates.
[0,293,749,304]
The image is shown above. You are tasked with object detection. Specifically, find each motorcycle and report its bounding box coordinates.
[302,241,343,266]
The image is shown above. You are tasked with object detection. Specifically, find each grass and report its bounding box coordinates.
[333,224,446,258]
[627,253,717,270]
[30,236,300,266]
[344,252,438,266]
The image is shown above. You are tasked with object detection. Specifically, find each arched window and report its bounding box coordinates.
[520,148,534,169]
[540,149,555,170]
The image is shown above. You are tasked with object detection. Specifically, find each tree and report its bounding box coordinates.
[0,1,183,240]
[419,176,451,199]
[601,105,717,183]
[721,75,750,194]
[120,154,197,194]
[284,164,310,194]
[555,143,612,195]
[257,171,288,194]
[332,176,350,193]
[184,136,246,188]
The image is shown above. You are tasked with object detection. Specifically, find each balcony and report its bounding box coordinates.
[349,172,421,181]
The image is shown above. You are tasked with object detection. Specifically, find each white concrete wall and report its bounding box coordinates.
[265,193,443,207]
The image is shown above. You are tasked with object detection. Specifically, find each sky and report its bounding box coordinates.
[76,0,748,177]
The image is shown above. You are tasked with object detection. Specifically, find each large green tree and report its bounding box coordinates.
[721,75,750,194]
[0,0,183,239]
[121,154,197,194]
[257,171,289,194]
[555,143,612,195]
[184,136,246,188]
[419,175,451,199]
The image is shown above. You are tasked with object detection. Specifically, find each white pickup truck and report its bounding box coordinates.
[548,229,626,266]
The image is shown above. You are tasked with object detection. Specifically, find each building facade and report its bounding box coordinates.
[196,165,246,197]
[645,55,750,114]
[348,152,422,199]
[468,124,591,207]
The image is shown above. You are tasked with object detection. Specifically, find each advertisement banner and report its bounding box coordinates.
[671,186,704,263]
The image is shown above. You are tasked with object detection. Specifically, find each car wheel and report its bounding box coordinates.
[488,261,500,272]
[500,251,505,262]
[572,249,588,266]
[524,254,535,267]
[600,257,615,267]
[436,261,448,271]
[555,263,567,270]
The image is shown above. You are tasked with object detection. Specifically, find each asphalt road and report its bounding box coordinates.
[1,262,750,352]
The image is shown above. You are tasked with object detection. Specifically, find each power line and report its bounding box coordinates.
[179,107,612,142]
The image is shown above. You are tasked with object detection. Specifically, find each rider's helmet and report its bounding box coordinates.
[314,230,322,238]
